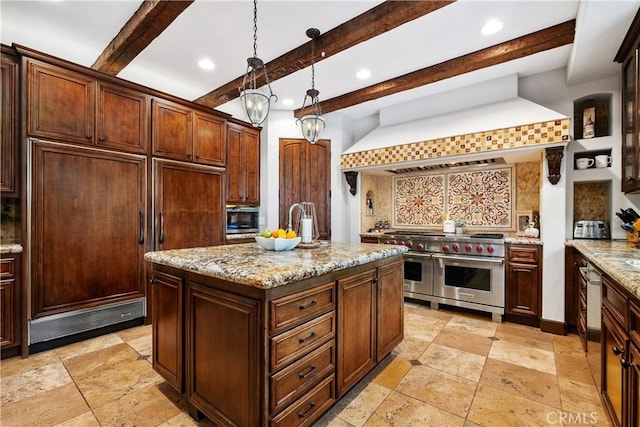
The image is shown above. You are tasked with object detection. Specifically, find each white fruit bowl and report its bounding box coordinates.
[255,236,301,252]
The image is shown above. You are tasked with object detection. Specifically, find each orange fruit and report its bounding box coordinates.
[286,230,297,239]
[271,230,279,238]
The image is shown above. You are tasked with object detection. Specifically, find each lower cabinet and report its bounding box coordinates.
[505,244,542,327]
[148,255,404,426]
[1,252,21,359]
[601,306,628,427]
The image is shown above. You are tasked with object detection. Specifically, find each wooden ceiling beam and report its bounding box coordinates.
[92,0,194,75]
[194,0,455,108]
[296,19,576,118]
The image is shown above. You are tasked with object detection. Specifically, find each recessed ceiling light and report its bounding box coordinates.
[281,98,295,106]
[481,19,503,36]
[198,58,215,70]
[356,68,371,80]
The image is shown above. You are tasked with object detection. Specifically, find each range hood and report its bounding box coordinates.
[341,76,570,173]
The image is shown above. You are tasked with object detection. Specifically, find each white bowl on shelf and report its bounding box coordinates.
[255,236,301,252]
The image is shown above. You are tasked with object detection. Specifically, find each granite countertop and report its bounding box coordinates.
[0,243,23,254]
[226,233,258,240]
[145,241,408,289]
[566,239,640,299]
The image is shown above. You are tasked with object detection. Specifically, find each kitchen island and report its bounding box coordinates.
[145,241,407,426]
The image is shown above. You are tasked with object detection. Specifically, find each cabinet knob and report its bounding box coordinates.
[612,346,624,356]
[626,176,635,182]
[149,278,157,285]
[622,358,630,369]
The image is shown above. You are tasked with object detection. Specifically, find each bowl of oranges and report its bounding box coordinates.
[255,228,301,251]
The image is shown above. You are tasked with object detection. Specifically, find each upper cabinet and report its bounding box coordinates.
[26,58,148,154]
[1,48,19,197]
[616,9,640,193]
[226,122,260,205]
[151,98,226,167]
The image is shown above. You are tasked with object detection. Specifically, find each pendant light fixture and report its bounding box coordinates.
[297,28,325,144]
[239,0,276,127]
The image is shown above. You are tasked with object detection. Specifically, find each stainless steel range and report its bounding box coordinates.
[380,231,505,322]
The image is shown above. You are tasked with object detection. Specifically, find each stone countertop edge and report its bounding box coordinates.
[566,239,640,299]
[359,231,542,245]
[226,233,258,240]
[145,241,408,290]
[0,244,23,254]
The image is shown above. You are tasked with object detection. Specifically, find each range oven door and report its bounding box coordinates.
[432,254,505,308]
[403,253,433,297]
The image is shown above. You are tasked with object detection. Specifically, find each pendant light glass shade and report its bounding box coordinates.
[297,28,324,143]
[239,0,276,127]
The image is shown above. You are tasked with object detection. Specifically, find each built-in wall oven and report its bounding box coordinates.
[380,231,505,321]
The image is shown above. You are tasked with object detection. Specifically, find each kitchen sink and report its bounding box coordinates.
[625,260,640,270]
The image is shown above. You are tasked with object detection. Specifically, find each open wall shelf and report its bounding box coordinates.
[573,93,612,140]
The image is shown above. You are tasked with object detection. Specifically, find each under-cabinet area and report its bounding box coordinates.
[146,243,405,426]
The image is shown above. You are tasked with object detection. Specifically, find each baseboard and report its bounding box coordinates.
[504,313,540,328]
[587,327,601,343]
[540,318,566,335]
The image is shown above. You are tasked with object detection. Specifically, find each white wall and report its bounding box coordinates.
[260,110,355,243]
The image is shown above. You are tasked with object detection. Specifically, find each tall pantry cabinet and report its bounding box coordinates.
[14,45,250,348]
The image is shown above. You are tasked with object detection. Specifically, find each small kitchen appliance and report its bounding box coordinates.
[226,206,260,235]
[573,220,609,239]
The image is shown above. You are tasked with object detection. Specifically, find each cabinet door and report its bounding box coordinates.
[32,141,146,318]
[623,50,640,193]
[629,343,640,427]
[377,260,404,360]
[154,159,225,250]
[601,307,628,427]
[226,123,244,204]
[243,127,260,205]
[151,271,183,392]
[97,82,148,154]
[337,269,376,397]
[27,60,95,145]
[506,262,540,318]
[152,99,192,161]
[193,112,225,167]
[1,53,18,196]
[186,282,261,427]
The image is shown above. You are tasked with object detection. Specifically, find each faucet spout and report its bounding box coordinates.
[287,203,303,232]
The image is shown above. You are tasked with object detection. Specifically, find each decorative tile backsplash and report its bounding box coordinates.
[341,119,570,170]
[392,165,514,230]
[574,182,608,221]
[1,199,20,243]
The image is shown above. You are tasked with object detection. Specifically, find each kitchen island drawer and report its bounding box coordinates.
[270,340,335,415]
[270,311,334,372]
[630,299,640,347]
[269,283,335,335]
[602,274,628,328]
[270,375,335,427]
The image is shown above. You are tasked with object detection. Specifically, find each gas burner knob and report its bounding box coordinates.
[391,239,397,244]
[476,245,483,253]
[406,241,413,248]
[487,246,494,253]
[416,243,424,251]
[465,245,472,252]
[452,244,459,252]
[442,245,450,252]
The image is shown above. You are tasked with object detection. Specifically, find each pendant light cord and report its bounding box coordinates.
[252,0,258,58]
[310,36,315,90]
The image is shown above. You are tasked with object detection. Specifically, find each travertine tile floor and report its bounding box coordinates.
[0,301,609,427]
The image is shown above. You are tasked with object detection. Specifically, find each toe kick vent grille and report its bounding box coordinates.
[29,298,146,344]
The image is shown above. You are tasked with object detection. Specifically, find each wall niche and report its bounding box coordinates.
[573,93,611,140]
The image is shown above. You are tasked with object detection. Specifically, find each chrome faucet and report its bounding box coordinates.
[287,203,303,232]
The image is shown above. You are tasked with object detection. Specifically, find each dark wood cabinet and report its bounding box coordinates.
[1,48,19,197]
[279,139,331,239]
[153,159,225,251]
[226,122,260,205]
[376,260,404,360]
[26,59,95,145]
[31,141,146,318]
[150,270,183,392]
[97,82,148,154]
[1,253,21,359]
[505,244,542,326]
[151,99,227,167]
[602,306,628,427]
[616,9,640,193]
[360,236,379,244]
[336,269,377,397]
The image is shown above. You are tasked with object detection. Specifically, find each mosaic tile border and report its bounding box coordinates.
[341,119,570,170]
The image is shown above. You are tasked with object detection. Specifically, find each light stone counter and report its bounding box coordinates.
[566,239,640,299]
[0,243,23,254]
[505,236,543,245]
[145,241,407,289]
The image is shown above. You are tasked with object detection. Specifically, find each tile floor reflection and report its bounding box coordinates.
[0,301,608,426]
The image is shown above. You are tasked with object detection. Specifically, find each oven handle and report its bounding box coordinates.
[432,253,504,264]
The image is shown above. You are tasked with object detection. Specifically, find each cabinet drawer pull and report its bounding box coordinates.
[613,346,624,356]
[138,211,145,244]
[299,300,317,310]
[159,212,165,244]
[622,358,630,368]
[298,402,316,418]
[298,364,317,379]
[298,332,317,343]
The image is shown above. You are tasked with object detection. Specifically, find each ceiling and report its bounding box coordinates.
[2,0,639,124]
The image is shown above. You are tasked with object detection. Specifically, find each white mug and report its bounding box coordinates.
[595,155,612,168]
[576,158,594,169]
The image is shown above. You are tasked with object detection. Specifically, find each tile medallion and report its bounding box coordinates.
[393,174,445,227]
[340,119,570,170]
